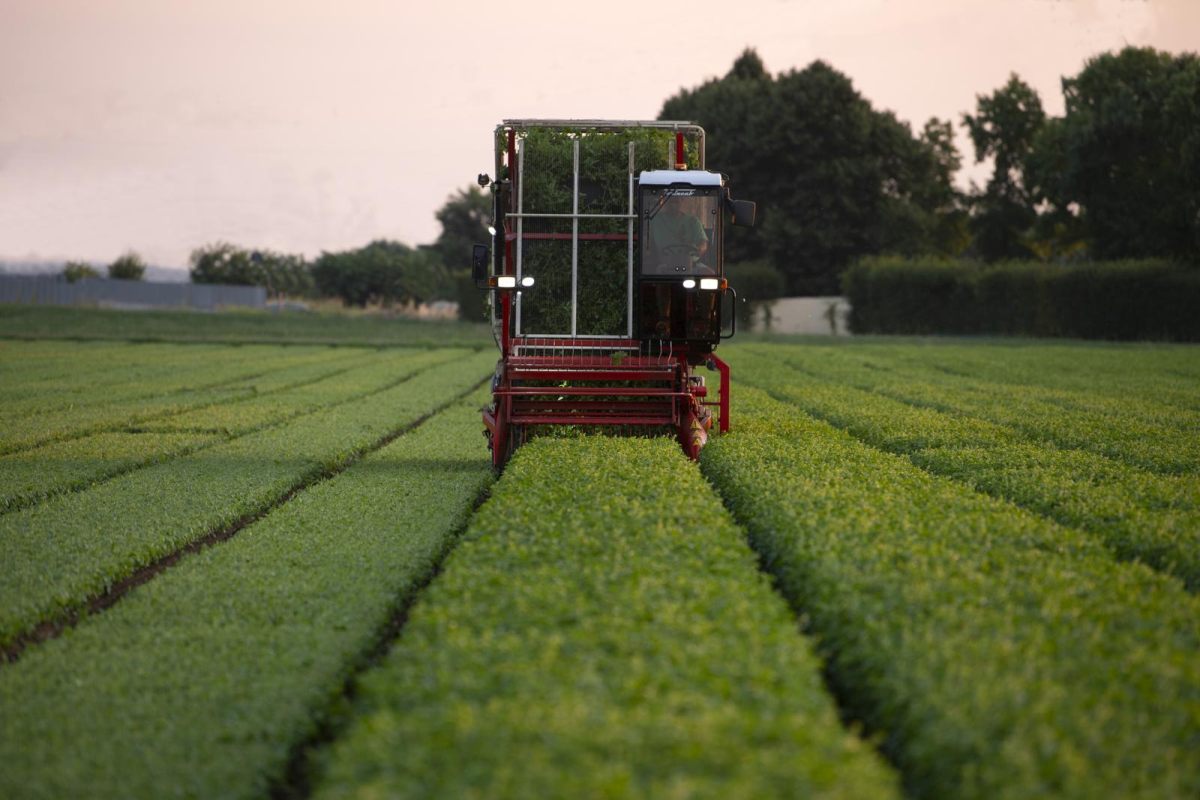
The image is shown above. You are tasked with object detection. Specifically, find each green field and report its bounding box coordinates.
[1,314,1198,799]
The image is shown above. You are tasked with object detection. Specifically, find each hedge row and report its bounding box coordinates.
[0,350,492,648]
[312,436,899,799]
[701,385,1200,799]
[842,256,1200,340]
[0,394,495,800]
[734,348,1200,590]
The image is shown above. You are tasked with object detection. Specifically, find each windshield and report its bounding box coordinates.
[641,187,720,276]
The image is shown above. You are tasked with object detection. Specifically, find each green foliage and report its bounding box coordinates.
[0,394,494,800]
[0,344,353,453]
[61,260,99,283]
[0,349,493,648]
[429,186,494,321]
[430,185,491,270]
[843,256,1200,340]
[516,125,694,334]
[107,250,146,281]
[313,436,899,799]
[0,304,492,347]
[661,51,962,294]
[702,381,1200,800]
[734,344,1200,589]
[312,240,449,308]
[1052,47,1200,261]
[961,74,1046,261]
[0,431,219,512]
[189,242,314,295]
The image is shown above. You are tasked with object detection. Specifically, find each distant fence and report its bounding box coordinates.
[0,275,265,311]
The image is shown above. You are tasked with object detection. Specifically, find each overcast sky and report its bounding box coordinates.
[1,0,1195,270]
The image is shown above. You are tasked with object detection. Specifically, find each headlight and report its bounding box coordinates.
[497,275,516,288]
[520,276,535,288]
[682,279,696,289]
[699,278,719,291]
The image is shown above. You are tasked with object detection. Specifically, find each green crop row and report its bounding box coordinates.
[136,349,448,435]
[837,339,1200,412]
[0,431,221,513]
[0,350,494,649]
[733,349,1200,589]
[0,393,495,800]
[311,436,899,800]
[0,349,454,513]
[0,346,377,453]
[0,342,340,417]
[753,343,1200,473]
[701,386,1200,800]
[0,341,248,396]
[0,305,494,348]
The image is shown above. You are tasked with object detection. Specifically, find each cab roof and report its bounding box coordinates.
[638,170,724,187]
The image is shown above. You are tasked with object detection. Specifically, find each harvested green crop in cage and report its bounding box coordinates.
[511,126,700,336]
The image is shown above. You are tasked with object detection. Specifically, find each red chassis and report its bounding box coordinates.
[483,336,730,468]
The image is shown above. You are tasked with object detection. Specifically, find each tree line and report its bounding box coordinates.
[71,44,1196,316]
[661,46,1199,298]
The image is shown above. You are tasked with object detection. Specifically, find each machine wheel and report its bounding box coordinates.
[678,406,708,460]
[500,423,526,468]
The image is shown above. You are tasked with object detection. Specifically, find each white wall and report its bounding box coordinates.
[755,296,852,336]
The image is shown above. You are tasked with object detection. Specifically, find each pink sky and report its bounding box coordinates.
[1,0,1195,270]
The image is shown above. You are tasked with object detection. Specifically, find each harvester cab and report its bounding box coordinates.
[474,120,755,468]
[637,168,755,349]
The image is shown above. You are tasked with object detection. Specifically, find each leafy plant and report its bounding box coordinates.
[702,384,1200,799]
[0,394,495,800]
[0,350,494,647]
[312,436,899,798]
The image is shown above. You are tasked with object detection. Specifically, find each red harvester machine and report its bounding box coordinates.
[472,120,756,468]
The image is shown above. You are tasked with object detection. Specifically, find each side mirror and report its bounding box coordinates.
[730,199,757,228]
[472,244,489,287]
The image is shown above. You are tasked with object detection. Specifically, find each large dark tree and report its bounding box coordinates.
[661,50,958,294]
[1051,47,1200,261]
[429,186,493,321]
[431,186,492,270]
[962,74,1046,261]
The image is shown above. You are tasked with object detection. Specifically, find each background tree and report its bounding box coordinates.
[189,243,313,296]
[312,240,449,308]
[61,261,100,283]
[660,49,773,267]
[1051,47,1200,261]
[429,186,493,321]
[661,50,959,295]
[431,186,491,270]
[962,74,1046,261]
[107,251,146,281]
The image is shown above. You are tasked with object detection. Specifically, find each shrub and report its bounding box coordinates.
[61,261,99,283]
[107,251,146,281]
[842,256,1200,340]
[189,243,313,296]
